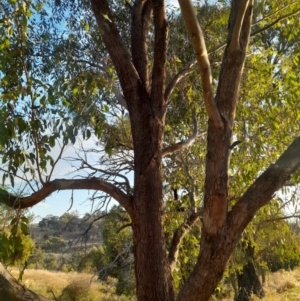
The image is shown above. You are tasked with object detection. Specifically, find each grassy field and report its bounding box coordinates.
[217,268,300,301]
[251,269,300,301]
[10,268,130,301]
[9,267,300,300]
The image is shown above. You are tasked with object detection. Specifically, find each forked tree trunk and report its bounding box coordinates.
[0,263,51,301]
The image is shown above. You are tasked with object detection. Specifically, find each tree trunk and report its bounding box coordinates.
[0,263,51,301]
[236,260,264,301]
[177,230,236,301]
[130,96,175,301]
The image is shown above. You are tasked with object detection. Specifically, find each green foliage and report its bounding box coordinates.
[27,247,46,269]
[77,246,107,273]
[42,235,66,252]
[101,206,134,296]
[0,207,34,280]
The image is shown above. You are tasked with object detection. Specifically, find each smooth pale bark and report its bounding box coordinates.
[0,263,51,301]
[178,0,223,129]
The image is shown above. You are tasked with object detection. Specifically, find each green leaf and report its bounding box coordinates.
[22,16,27,32]
[11,225,18,236]
[10,217,18,226]
[20,223,29,235]
[20,216,29,224]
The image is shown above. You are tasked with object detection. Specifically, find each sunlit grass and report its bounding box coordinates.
[9,268,130,300]
[8,267,300,301]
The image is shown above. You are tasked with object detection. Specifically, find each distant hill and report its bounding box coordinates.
[29,212,104,253]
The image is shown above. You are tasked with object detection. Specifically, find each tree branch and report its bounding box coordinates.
[131,0,152,88]
[168,211,202,272]
[0,263,51,301]
[178,0,223,129]
[166,3,299,101]
[228,136,300,235]
[165,60,197,103]
[90,0,140,104]
[2,178,134,214]
[151,0,168,108]
[229,0,250,52]
[252,1,300,26]
[162,109,203,156]
[251,7,300,37]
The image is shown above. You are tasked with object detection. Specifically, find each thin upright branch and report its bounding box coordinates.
[90,0,140,104]
[151,0,168,108]
[178,0,223,129]
[131,0,152,87]
[168,211,202,272]
[48,143,65,182]
[229,0,250,52]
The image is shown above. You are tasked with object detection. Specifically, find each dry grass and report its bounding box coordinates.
[211,268,300,301]
[9,268,130,301]
[251,268,300,301]
[8,267,300,301]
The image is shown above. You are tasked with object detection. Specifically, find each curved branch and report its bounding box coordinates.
[2,178,134,214]
[162,110,202,157]
[168,211,202,272]
[178,0,223,129]
[165,60,197,103]
[228,136,300,236]
[116,222,133,234]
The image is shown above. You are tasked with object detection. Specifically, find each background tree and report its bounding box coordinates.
[1,1,300,301]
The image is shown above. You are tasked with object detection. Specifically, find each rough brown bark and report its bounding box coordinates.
[92,0,174,300]
[0,263,51,301]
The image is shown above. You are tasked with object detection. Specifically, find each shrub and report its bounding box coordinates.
[60,278,98,301]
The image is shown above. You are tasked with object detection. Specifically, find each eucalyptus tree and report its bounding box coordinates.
[1,1,300,301]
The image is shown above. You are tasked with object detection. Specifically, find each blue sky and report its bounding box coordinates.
[1,136,122,221]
